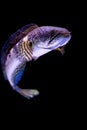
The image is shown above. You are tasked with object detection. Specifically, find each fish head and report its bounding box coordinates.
[31,26,71,59]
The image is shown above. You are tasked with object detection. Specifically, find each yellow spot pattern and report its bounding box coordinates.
[20,41,32,61]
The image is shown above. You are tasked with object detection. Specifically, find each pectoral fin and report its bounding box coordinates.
[56,46,65,55]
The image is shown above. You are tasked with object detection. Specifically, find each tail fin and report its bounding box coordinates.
[15,86,39,99]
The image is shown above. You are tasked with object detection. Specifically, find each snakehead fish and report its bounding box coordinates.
[1,23,71,99]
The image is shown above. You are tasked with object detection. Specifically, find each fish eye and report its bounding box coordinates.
[51,30,56,37]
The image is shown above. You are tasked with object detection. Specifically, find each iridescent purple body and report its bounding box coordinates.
[1,23,71,99]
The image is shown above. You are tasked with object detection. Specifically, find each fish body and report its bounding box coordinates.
[1,23,71,99]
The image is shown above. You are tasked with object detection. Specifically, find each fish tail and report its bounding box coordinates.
[14,86,39,99]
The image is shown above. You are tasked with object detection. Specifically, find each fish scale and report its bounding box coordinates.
[1,24,38,79]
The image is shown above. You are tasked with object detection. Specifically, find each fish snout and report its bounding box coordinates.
[61,31,71,38]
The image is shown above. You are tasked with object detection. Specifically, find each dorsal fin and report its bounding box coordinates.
[1,23,38,54]
[7,23,38,46]
[1,23,38,79]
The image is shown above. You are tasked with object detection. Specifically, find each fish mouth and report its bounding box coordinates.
[47,32,71,49]
[50,32,71,43]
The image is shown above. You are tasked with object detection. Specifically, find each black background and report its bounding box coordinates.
[0,1,84,128]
